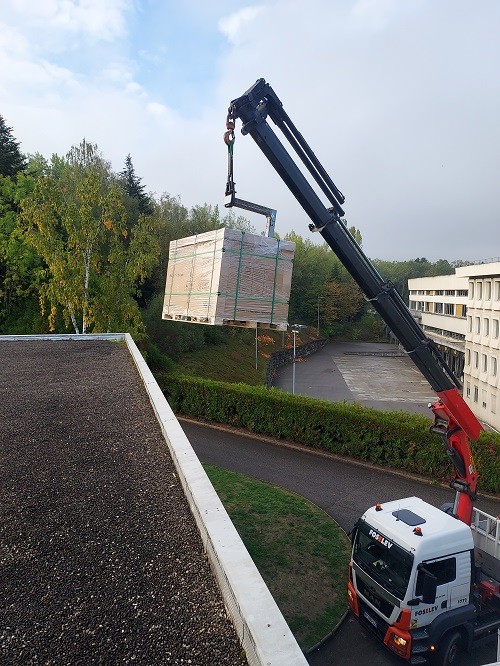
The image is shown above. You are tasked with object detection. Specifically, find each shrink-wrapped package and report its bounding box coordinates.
[162,228,295,330]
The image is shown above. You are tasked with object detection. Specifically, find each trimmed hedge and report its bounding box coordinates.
[156,373,500,495]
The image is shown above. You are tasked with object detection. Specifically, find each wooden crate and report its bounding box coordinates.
[162,228,295,330]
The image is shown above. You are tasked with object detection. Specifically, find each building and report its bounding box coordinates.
[458,262,500,431]
[408,273,469,379]
[408,263,500,431]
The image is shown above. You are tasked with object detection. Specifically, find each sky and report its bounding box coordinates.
[1,0,499,262]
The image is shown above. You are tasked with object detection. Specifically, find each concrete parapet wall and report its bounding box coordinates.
[124,334,308,666]
[1,333,307,666]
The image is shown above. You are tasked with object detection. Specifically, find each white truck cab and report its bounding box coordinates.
[348,497,500,664]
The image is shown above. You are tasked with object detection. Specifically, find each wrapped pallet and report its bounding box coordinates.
[162,228,295,330]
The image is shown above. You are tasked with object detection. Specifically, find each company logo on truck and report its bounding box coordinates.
[414,605,438,616]
[369,529,393,549]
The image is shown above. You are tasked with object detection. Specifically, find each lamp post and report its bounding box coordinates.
[291,324,307,395]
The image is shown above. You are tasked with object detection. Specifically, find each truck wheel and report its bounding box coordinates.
[435,630,463,666]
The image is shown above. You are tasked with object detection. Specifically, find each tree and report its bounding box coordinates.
[119,154,152,215]
[0,115,26,177]
[21,140,159,335]
[0,171,44,332]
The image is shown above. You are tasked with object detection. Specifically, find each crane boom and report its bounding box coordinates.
[225,78,483,524]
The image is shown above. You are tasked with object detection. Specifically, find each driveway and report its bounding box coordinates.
[273,341,437,415]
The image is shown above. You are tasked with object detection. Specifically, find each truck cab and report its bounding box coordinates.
[348,497,476,661]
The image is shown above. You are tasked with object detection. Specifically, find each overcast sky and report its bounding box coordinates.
[1,0,499,261]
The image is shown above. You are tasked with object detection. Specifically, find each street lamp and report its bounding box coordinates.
[291,324,307,395]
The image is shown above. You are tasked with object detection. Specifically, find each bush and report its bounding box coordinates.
[155,373,500,495]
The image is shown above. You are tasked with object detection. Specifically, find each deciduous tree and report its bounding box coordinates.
[21,140,159,335]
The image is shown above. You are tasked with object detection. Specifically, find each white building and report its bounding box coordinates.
[408,273,469,379]
[458,262,500,430]
[408,262,500,431]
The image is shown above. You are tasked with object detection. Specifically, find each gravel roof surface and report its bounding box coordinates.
[0,339,247,666]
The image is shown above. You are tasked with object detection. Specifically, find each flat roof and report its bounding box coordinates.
[1,337,247,665]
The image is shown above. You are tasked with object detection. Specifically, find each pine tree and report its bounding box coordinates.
[119,154,152,214]
[0,115,26,177]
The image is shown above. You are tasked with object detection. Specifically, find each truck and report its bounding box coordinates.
[224,79,500,665]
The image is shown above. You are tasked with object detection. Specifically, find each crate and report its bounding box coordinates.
[162,228,295,330]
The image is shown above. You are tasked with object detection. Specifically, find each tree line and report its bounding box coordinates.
[0,113,457,350]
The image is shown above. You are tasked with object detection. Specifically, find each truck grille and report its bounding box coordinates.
[357,577,395,618]
[358,599,390,642]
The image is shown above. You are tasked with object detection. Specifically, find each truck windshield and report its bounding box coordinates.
[353,521,413,600]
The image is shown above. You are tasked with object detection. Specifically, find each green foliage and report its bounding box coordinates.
[0,172,44,332]
[372,257,454,303]
[156,374,500,494]
[0,115,26,177]
[20,140,159,336]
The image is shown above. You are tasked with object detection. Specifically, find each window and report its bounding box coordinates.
[473,351,479,368]
[482,354,488,372]
[457,290,468,297]
[484,318,490,336]
[466,382,471,398]
[469,282,475,299]
[495,281,500,301]
[485,281,492,300]
[468,316,472,333]
[444,303,454,315]
[466,349,471,366]
[494,320,499,339]
[492,357,498,377]
[416,558,456,596]
[482,389,487,409]
[435,302,443,314]
[492,394,497,415]
[474,386,479,402]
[475,317,481,334]
[445,290,455,296]
[477,281,483,300]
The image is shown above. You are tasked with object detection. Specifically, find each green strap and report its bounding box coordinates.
[233,232,245,319]
[270,239,280,325]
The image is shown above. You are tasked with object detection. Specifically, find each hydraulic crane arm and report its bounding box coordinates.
[225,78,483,525]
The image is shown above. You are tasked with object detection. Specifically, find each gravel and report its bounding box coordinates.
[0,339,247,665]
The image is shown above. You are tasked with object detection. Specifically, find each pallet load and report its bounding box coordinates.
[162,228,295,330]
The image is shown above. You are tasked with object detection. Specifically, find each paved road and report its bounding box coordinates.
[182,420,500,666]
[181,341,500,666]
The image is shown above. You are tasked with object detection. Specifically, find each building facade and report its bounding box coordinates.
[458,263,500,431]
[408,273,468,380]
[408,263,500,431]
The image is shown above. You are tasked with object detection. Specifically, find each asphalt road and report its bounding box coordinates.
[179,339,499,665]
[182,420,500,666]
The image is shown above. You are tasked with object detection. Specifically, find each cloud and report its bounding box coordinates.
[2,0,500,261]
[6,0,132,44]
[219,6,266,45]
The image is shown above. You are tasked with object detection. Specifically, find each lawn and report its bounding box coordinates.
[204,464,351,651]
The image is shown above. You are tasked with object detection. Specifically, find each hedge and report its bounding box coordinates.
[156,373,500,495]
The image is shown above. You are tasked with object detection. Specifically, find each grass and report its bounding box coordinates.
[204,464,351,651]
[175,328,314,385]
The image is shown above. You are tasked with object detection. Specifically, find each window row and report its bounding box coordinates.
[465,349,498,376]
[409,289,469,297]
[410,301,466,318]
[467,316,500,338]
[469,279,500,303]
[466,382,497,414]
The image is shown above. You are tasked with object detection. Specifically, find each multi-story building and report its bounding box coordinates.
[408,262,500,431]
[457,262,500,430]
[408,273,468,379]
